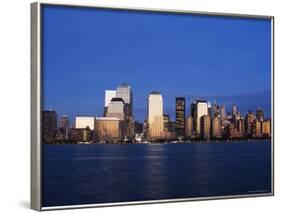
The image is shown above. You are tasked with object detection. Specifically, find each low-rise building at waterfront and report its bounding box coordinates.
[75,116,95,130]
[94,117,124,142]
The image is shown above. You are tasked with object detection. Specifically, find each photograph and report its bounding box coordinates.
[37,3,273,209]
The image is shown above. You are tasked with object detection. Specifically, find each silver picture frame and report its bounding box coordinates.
[31,1,274,211]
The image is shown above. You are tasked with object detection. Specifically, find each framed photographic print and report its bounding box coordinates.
[31,1,274,211]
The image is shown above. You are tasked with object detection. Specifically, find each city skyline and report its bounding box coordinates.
[42,6,271,122]
[42,84,271,143]
[44,88,271,124]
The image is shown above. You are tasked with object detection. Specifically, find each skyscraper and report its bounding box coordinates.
[42,110,57,142]
[104,90,117,107]
[106,97,125,120]
[262,120,271,137]
[104,90,116,116]
[190,100,197,134]
[200,115,211,139]
[220,105,226,121]
[245,111,255,137]
[175,97,186,137]
[148,91,164,139]
[207,101,212,117]
[256,108,264,121]
[116,83,134,139]
[212,104,220,118]
[59,115,69,139]
[232,104,238,116]
[185,116,193,137]
[238,118,245,137]
[253,120,262,138]
[116,83,132,106]
[196,100,208,136]
[211,116,221,138]
[163,114,170,132]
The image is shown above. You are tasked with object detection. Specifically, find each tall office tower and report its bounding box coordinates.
[75,116,95,130]
[234,112,241,128]
[253,120,262,138]
[211,116,221,138]
[104,90,116,116]
[262,120,271,137]
[148,91,164,139]
[106,98,125,120]
[163,114,170,132]
[116,83,134,139]
[190,100,197,133]
[232,104,238,116]
[42,110,57,142]
[196,100,208,136]
[245,111,255,137]
[256,108,264,121]
[175,97,186,137]
[185,116,193,137]
[238,118,245,137]
[207,101,212,116]
[59,115,69,139]
[212,104,220,118]
[200,115,211,139]
[220,105,226,120]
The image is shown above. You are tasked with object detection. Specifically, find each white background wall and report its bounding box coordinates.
[0,0,279,212]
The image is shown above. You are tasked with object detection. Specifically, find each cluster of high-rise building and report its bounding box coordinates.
[42,85,271,143]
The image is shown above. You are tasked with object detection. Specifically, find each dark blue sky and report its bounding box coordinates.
[42,5,272,123]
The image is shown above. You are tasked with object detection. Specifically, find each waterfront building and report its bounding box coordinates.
[95,117,124,142]
[228,123,240,138]
[175,97,186,137]
[69,128,83,141]
[163,114,170,132]
[82,127,93,142]
[200,115,211,139]
[262,120,271,137]
[245,111,255,137]
[134,121,143,134]
[116,83,134,139]
[238,118,245,137]
[75,116,95,130]
[190,100,197,133]
[253,120,262,138]
[58,115,69,139]
[106,97,125,120]
[185,116,193,137]
[256,108,264,121]
[42,110,57,142]
[104,90,116,116]
[211,116,221,138]
[196,100,208,136]
[148,91,164,139]
[234,112,241,128]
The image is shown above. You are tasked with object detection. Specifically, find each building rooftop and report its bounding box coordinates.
[110,97,125,103]
[118,83,130,88]
[95,117,120,121]
[150,91,160,95]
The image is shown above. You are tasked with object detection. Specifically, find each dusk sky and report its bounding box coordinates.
[42,5,272,123]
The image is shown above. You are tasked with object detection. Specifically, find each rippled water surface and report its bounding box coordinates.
[42,141,272,207]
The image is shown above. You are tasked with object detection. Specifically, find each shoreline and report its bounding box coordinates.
[43,138,271,145]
